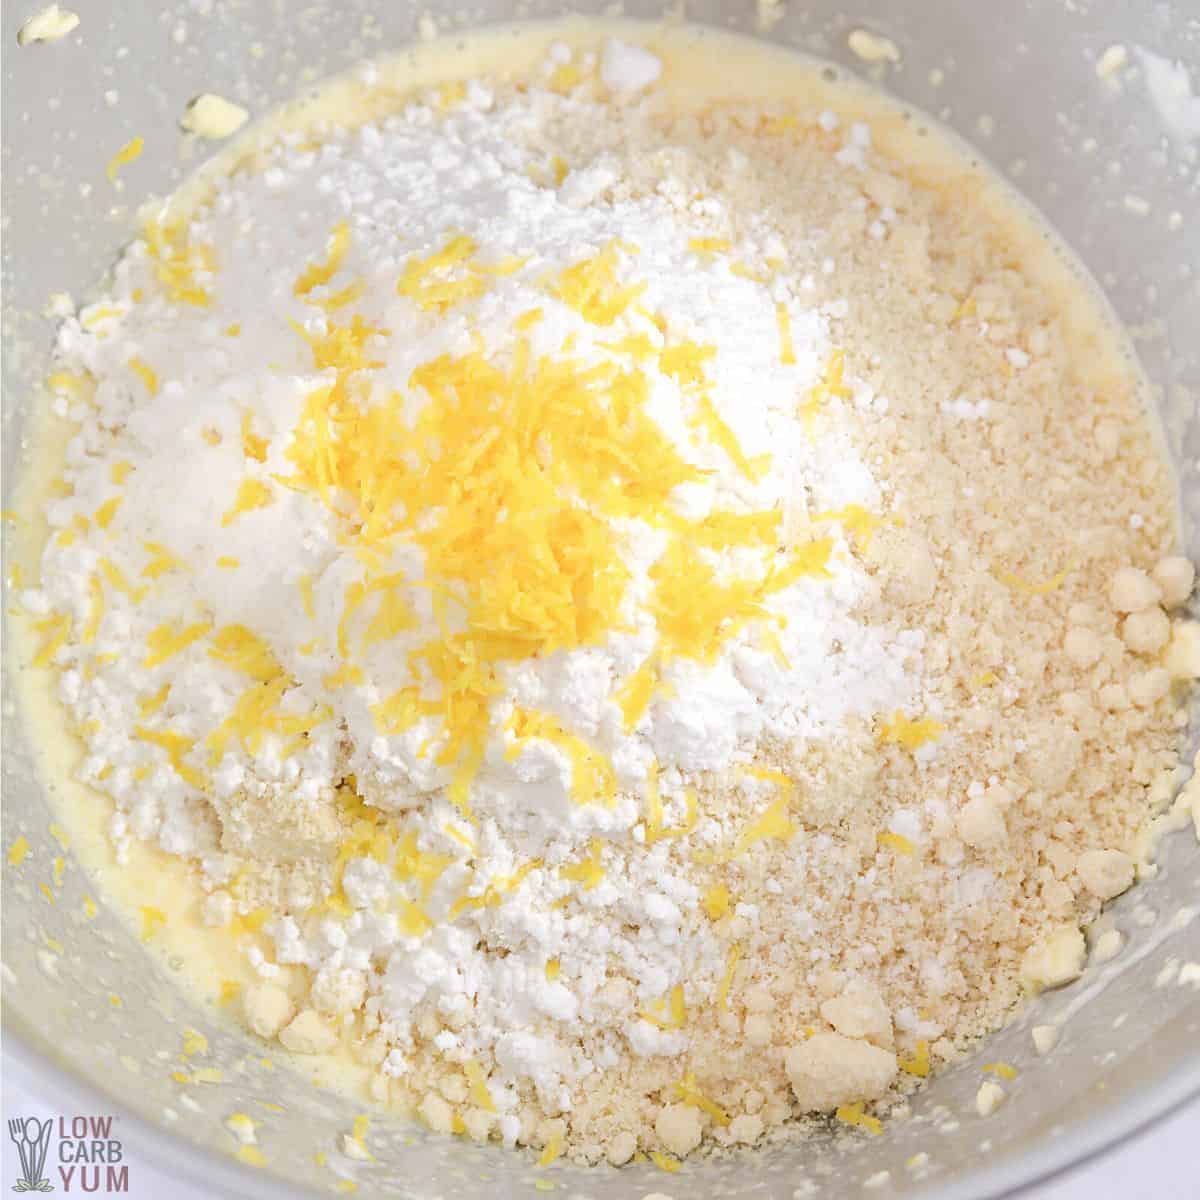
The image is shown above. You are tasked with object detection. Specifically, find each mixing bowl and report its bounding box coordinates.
[3,1,1198,1196]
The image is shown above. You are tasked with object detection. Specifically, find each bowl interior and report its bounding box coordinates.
[3,2,1198,1197]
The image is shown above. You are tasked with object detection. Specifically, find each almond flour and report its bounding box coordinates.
[17,32,1198,1166]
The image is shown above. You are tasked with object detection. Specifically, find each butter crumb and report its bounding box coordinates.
[1020,925,1086,991]
[1152,556,1194,608]
[1096,45,1128,80]
[975,1080,1006,1117]
[847,30,901,65]
[1091,928,1124,963]
[784,1033,897,1110]
[1121,608,1170,655]
[181,94,250,140]
[278,1009,337,1054]
[17,5,79,45]
[654,1103,702,1158]
[1075,849,1134,900]
[243,982,294,1040]
[1031,1025,1058,1055]
[1108,566,1161,613]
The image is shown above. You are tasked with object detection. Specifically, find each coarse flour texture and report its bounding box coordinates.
[22,37,1198,1163]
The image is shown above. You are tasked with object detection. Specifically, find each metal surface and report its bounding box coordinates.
[3,2,1198,1197]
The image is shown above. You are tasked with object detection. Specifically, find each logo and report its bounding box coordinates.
[7,1119,52,1193]
[7,1117,128,1195]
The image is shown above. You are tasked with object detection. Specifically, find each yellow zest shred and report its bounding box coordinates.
[835,1103,882,1135]
[83,894,98,919]
[128,356,159,395]
[81,576,105,643]
[996,566,1070,595]
[145,620,211,668]
[297,573,316,619]
[142,216,216,308]
[544,958,561,981]
[181,1028,208,1057]
[218,981,242,1006]
[640,983,687,1030]
[507,708,616,808]
[878,830,916,856]
[799,349,852,423]
[32,612,72,667]
[428,816,473,854]
[463,1059,495,1111]
[675,1071,730,1125]
[717,943,741,1009]
[537,1134,562,1167]
[294,221,352,297]
[209,624,283,681]
[140,905,167,940]
[688,236,732,258]
[983,1061,1018,1080]
[701,884,731,921]
[700,798,796,864]
[899,1040,931,1077]
[392,829,455,900]
[221,478,273,525]
[649,1151,682,1173]
[141,540,182,579]
[616,656,660,731]
[644,767,698,844]
[110,460,134,484]
[660,340,716,389]
[548,63,582,93]
[138,682,171,716]
[234,1145,267,1168]
[552,240,645,326]
[8,837,31,868]
[206,677,329,764]
[776,302,796,365]
[559,838,606,891]
[217,556,240,569]
[106,136,144,182]
[397,234,488,313]
[808,503,884,551]
[650,539,826,666]
[692,395,771,482]
[878,711,945,752]
[135,726,203,787]
[99,557,145,601]
[241,411,269,462]
[94,496,122,529]
[46,370,95,399]
[444,854,542,916]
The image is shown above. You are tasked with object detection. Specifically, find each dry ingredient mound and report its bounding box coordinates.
[21,36,1199,1165]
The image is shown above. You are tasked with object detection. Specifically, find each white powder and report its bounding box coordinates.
[1137,47,1200,142]
[600,39,664,93]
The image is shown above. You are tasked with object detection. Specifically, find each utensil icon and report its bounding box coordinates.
[8,1116,53,1192]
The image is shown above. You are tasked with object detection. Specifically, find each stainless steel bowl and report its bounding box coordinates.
[3,2,1198,1196]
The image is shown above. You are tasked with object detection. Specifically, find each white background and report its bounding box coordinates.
[2,1073,1194,1198]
